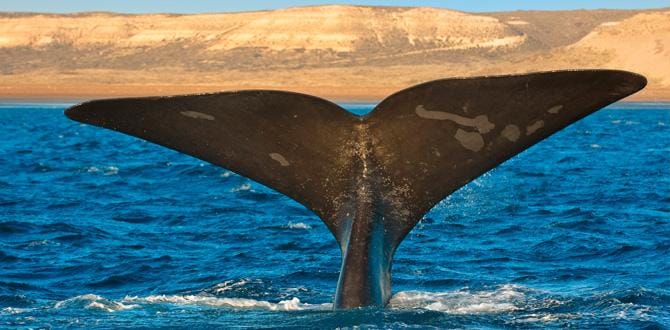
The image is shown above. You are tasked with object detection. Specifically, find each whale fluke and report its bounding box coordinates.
[65,70,646,309]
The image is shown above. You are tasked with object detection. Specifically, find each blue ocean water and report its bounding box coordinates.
[0,102,669,329]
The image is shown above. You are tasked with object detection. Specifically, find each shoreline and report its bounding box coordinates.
[1,96,668,105]
[2,98,668,106]
[1,88,669,105]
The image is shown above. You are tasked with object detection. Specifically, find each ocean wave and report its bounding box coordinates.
[83,165,119,176]
[49,291,330,313]
[231,183,252,192]
[510,312,579,324]
[123,295,328,311]
[1,105,668,327]
[204,278,262,295]
[389,284,532,314]
[1,284,665,328]
[54,294,139,313]
[38,284,554,314]
[286,221,312,229]
[0,307,30,315]
[0,221,37,234]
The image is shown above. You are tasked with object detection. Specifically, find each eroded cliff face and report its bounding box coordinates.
[0,7,522,51]
[0,5,668,101]
[569,11,670,87]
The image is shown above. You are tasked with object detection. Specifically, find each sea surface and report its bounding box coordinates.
[0,102,669,329]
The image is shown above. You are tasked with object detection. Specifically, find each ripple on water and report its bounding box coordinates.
[0,105,668,327]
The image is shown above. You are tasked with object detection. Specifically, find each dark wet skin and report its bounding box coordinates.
[65,70,646,309]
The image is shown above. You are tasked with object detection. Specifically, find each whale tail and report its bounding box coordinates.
[65,70,646,308]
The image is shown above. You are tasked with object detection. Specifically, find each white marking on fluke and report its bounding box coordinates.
[180,111,215,121]
[547,105,563,114]
[269,153,290,166]
[415,105,495,134]
[526,120,544,135]
[501,124,521,142]
[454,129,484,152]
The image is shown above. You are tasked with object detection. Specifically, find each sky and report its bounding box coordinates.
[1,0,669,14]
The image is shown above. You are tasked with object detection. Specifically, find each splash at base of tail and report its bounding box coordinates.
[65,70,646,309]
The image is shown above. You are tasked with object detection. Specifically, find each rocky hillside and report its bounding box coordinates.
[0,5,668,101]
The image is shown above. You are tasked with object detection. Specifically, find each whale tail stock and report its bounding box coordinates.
[65,70,646,309]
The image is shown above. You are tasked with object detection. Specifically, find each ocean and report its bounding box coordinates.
[0,102,668,329]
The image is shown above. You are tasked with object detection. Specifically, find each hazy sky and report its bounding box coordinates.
[1,0,669,13]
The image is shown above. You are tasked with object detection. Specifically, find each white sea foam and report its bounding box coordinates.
[389,284,527,314]
[231,183,252,192]
[103,166,119,176]
[209,278,255,294]
[54,294,139,312]
[47,284,564,315]
[52,289,330,312]
[27,239,58,247]
[122,295,329,311]
[287,221,312,229]
[85,166,100,173]
[84,165,119,175]
[1,307,29,315]
[511,312,578,323]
